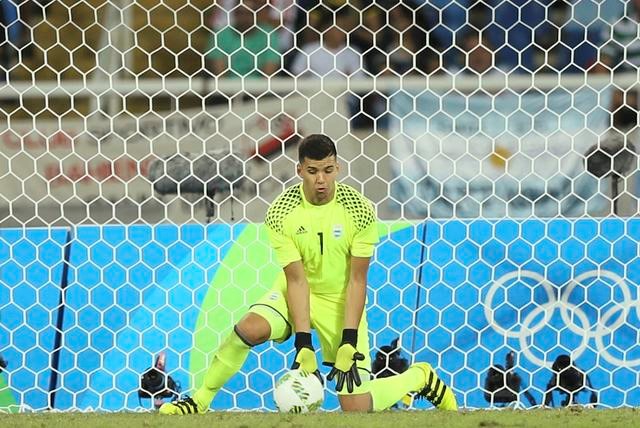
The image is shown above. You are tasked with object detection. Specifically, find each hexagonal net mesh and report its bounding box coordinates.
[1,0,640,413]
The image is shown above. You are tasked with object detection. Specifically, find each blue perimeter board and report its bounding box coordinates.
[1,219,639,410]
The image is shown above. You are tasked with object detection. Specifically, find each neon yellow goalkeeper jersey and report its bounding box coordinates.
[265,182,379,296]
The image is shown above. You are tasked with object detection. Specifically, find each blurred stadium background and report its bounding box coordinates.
[1,0,640,414]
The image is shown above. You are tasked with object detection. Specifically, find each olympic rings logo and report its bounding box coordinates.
[483,270,640,368]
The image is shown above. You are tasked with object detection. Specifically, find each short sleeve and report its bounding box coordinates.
[336,184,379,258]
[267,226,301,267]
[351,209,379,258]
[265,185,304,268]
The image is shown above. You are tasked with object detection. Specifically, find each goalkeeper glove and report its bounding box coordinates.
[292,332,322,383]
[327,329,365,393]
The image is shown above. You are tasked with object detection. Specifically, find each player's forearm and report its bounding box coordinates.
[343,279,366,330]
[344,256,371,330]
[287,279,311,333]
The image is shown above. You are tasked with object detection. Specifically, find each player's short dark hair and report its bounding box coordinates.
[298,134,337,163]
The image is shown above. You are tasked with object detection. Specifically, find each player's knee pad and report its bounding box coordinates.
[245,304,291,344]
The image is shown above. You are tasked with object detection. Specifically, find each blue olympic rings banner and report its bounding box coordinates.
[1,218,639,411]
[410,218,640,408]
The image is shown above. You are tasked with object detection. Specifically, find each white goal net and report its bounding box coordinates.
[1,0,640,412]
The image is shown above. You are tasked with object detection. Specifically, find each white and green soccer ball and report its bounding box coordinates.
[273,369,324,413]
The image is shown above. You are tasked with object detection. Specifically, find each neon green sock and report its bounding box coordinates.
[369,366,424,411]
[192,330,251,409]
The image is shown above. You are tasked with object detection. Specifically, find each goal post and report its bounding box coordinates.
[1,0,640,412]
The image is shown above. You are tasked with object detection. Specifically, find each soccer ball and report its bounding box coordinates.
[273,369,324,413]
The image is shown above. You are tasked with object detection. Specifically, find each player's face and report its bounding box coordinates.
[298,155,339,205]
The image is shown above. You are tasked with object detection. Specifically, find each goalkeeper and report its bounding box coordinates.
[160,134,458,414]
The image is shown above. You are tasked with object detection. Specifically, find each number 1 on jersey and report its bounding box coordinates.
[317,232,323,255]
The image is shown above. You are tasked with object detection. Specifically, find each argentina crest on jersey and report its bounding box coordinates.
[332,224,343,239]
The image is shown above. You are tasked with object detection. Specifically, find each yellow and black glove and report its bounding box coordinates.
[327,329,365,393]
[292,332,323,383]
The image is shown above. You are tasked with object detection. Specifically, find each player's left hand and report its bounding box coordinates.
[292,332,323,384]
[327,329,365,393]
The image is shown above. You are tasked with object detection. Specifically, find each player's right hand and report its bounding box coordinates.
[292,347,318,373]
[292,332,323,384]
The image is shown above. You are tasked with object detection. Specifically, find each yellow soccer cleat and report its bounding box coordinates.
[158,396,206,415]
[412,362,458,411]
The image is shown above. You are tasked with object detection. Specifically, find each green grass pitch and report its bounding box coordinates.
[2,408,640,428]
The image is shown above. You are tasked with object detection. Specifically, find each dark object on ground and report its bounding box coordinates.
[544,354,597,407]
[484,351,536,407]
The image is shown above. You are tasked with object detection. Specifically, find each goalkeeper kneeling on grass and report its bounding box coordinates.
[160,134,458,414]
